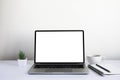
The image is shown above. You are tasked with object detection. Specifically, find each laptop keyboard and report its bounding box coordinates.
[34,65,82,68]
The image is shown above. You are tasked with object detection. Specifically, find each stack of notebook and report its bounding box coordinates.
[88,64,120,76]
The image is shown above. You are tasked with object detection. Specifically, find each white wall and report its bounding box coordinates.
[0,0,120,60]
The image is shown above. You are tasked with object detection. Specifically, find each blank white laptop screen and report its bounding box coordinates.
[36,31,84,62]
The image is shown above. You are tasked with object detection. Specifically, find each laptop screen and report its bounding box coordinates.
[35,30,84,63]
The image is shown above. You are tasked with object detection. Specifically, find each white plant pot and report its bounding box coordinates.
[17,58,27,67]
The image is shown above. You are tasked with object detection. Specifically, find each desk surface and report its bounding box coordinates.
[0,60,120,80]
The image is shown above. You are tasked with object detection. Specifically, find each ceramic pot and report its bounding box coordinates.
[17,58,27,67]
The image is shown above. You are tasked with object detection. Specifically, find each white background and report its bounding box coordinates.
[0,0,120,60]
[36,32,83,62]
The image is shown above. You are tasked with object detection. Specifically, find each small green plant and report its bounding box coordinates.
[19,51,26,59]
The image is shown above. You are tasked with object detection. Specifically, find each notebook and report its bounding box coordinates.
[91,63,120,75]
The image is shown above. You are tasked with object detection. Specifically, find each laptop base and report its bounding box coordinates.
[28,64,89,75]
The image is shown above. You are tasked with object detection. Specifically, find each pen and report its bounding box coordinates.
[96,64,111,73]
[88,65,104,76]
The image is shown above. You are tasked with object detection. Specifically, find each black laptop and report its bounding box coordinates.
[28,30,88,75]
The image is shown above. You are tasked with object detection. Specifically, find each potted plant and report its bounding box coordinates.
[17,51,27,66]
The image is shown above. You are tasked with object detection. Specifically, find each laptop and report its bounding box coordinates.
[28,30,89,75]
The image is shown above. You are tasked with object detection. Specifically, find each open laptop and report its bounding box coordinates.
[28,30,89,75]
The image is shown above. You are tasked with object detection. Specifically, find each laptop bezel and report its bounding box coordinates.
[34,30,85,65]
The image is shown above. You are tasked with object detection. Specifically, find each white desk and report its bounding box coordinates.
[0,60,120,80]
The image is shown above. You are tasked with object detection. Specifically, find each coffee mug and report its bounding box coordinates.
[87,55,102,64]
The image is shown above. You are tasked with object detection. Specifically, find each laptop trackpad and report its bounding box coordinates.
[45,68,72,72]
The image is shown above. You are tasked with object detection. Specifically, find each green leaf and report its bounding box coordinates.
[19,51,26,59]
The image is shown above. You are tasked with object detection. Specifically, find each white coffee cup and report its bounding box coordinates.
[87,55,102,64]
